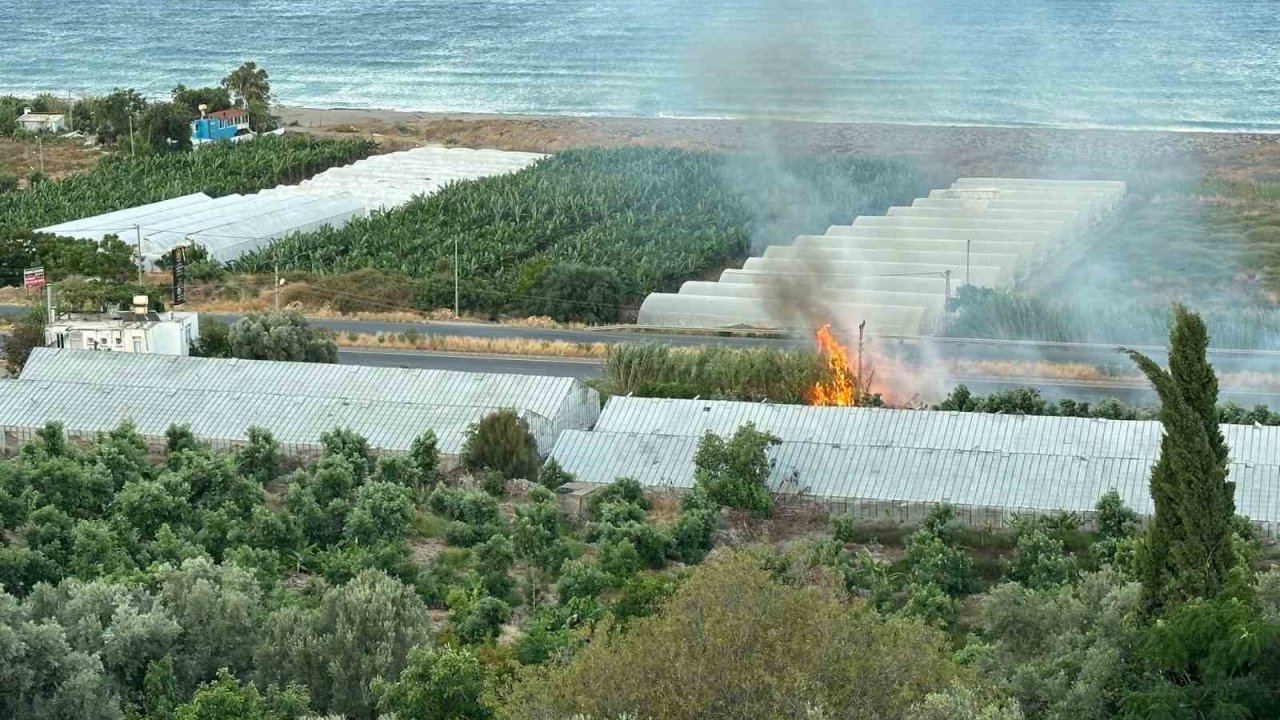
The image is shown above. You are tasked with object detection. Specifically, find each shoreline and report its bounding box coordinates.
[275,106,1280,181]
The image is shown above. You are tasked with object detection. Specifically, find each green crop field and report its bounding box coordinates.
[0,134,376,230]
[234,147,939,322]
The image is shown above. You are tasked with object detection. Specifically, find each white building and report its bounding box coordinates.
[18,108,67,134]
[45,301,199,356]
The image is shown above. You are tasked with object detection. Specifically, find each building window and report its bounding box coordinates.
[132,338,142,353]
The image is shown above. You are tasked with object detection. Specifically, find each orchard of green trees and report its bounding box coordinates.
[0,305,1278,720]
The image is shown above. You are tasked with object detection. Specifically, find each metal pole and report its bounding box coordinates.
[135,224,143,283]
[45,284,53,324]
[966,239,971,287]
[128,113,135,156]
[274,263,280,310]
[856,320,865,392]
[453,235,459,319]
[943,270,951,336]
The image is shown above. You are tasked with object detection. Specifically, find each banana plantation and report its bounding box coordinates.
[234,147,937,320]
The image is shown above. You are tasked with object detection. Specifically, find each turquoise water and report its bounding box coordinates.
[3,0,1279,131]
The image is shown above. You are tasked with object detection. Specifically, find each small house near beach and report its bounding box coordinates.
[17,108,67,133]
[191,106,249,144]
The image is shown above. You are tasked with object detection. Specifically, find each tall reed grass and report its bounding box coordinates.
[599,344,827,403]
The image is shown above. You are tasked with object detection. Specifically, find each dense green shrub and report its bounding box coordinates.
[374,645,490,720]
[345,481,415,546]
[0,226,136,286]
[1006,530,1079,590]
[537,457,573,490]
[512,495,567,571]
[693,423,779,516]
[460,409,540,480]
[904,530,975,597]
[599,539,643,580]
[408,430,441,488]
[670,487,719,564]
[453,595,512,644]
[557,559,611,603]
[586,477,649,520]
[480,469,507,497]
[474,534,515,599]
[235,427,281,484]
[229,311,338,364]
[524,263,626,323]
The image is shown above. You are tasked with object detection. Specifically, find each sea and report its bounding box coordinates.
[3,0,1280,132]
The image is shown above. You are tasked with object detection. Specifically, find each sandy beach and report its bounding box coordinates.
[277,106,1280,182]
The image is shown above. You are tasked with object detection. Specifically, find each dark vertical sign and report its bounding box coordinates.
[171,246,186,306]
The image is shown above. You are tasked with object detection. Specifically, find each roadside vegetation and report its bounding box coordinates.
[233,148,939,322]
[2,308,1278,719]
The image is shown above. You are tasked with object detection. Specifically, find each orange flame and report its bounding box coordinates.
[809,323,857,406]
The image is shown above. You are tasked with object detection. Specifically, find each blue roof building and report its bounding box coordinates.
[191,107,249,144]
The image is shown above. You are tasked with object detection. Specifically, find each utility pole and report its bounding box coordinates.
[135,224,143,283]
[943,269,952,336]
[966,239,971,288]
[856,319,866,392]
[37,136,44,174]
[453,235,460,319]
[45,284,53,324]
[274,263,280,310]
[128,113,135,157]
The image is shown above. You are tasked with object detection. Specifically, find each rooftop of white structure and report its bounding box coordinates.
[20,348,595,426]
[549,397,1280,528]
[590,397,1280,465]
[0,377,522,454]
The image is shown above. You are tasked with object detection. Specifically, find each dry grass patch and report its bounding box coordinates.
[0,138,102,181]
[339,331,608,359]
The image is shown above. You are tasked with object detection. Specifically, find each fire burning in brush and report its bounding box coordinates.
[808,322,871,406]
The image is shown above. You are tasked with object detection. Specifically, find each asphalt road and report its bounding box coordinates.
[337,348,604,379]
[8,304,1280,369]
[240,313,1280,375]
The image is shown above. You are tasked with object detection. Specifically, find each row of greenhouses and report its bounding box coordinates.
[636,178,1127,337]
[3,348,599,460]
[547,396,1280,536]
[35,145,546,266]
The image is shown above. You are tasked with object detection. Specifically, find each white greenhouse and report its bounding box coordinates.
[635,177,1126,335]
[548,397,1280,536]
[36,146,547,265]
[12,348,600,458]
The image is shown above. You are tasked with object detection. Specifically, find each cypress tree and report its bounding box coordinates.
[1126,305,1236,613]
